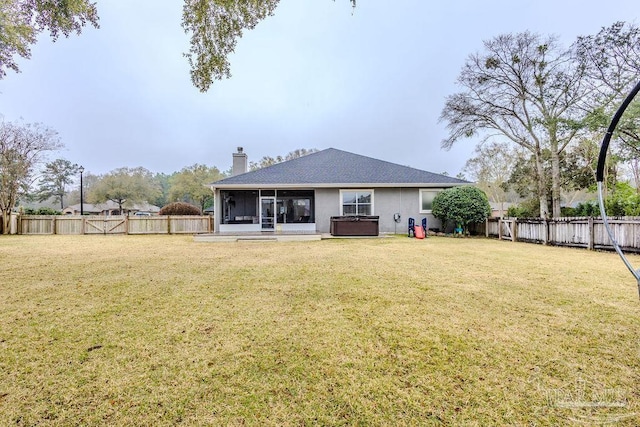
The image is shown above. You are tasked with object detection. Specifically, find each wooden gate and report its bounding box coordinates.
[499,218,516,241]
[84,216,127,234]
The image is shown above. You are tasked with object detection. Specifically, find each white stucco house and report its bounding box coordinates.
[209,148,469,235]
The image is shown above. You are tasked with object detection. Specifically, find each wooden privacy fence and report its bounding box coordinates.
[483,217,640,252]
[15,215,214,235]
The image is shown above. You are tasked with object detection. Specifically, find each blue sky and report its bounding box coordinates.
[0,0,638,176]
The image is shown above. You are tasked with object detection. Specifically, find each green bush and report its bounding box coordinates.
[432,186,491,234]
[561,201,600,217]
[159,202,202,216]
[605,183,640,216]
[23,207,61,215]
[506,198,540,218]
[511,199,602,218]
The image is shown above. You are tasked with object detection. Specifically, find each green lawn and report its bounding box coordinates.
[1,235,639,425]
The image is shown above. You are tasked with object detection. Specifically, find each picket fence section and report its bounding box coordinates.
[484,217,640,252]
[15,215,213,235]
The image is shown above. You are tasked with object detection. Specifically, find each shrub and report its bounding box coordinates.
[432,186,491,234]
[561,201,600,217]
[605,182,640,216]
[23,207,61,215]
[159,202,202,216]
[506,198,540,218]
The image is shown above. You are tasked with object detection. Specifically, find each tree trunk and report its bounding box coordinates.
[632,158,640,194]
[1,208,10,235]
[534,149,550,218]
[547,121,562,218]
[551,149,562,218]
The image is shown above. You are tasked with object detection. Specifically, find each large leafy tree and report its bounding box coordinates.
[572,133,619,188]
[181,0,281,92]
[2,1,355,90]
[440,32,590,218]
[150,172,173,208]
[506,146,596,211]
[181,1,355,91]
[35,158,79,209]
[0,120,61,233]
[0,0,99,77]
[168,164,223,212]
[89,167,160,214]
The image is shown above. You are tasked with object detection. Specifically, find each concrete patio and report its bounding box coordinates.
[193,232,394,242]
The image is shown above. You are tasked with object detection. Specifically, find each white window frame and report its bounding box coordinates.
[419,189,441,214]
[340,189,374,216]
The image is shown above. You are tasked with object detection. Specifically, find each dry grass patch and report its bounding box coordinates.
[1,235,639,425]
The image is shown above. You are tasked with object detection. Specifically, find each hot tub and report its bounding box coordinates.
[330,216,379,236]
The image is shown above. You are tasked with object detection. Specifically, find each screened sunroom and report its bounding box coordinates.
[219,189,315,233]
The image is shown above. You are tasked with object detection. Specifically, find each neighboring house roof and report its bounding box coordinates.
[62,203,102,214]
[212,148,469,188]
[128,202,161,213]
[489,202,514,211]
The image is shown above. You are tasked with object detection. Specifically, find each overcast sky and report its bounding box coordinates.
[0,0,638,177]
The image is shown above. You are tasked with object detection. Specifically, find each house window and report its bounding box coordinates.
[341,190,373,216]
[420,189,440,213]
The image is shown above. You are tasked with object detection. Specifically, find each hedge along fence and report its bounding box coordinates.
[481,216,640,253]
[13,215,214,235]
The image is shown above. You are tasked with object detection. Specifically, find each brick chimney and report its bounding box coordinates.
[232,147,247,176]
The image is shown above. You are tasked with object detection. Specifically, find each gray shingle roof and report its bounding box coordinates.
[212,148,468,187]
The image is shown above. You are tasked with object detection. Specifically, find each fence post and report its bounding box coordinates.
[485,219,489,238]
[511,218,517,242]
[588,216,594,250]
[543,219,549,245]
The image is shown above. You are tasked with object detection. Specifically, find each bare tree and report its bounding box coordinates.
[440,32,590,218]
[574,22,640,197]
[463,141,523,215]
[0,120,61,233]
[249,148,318,171]
[575,21,640,100]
